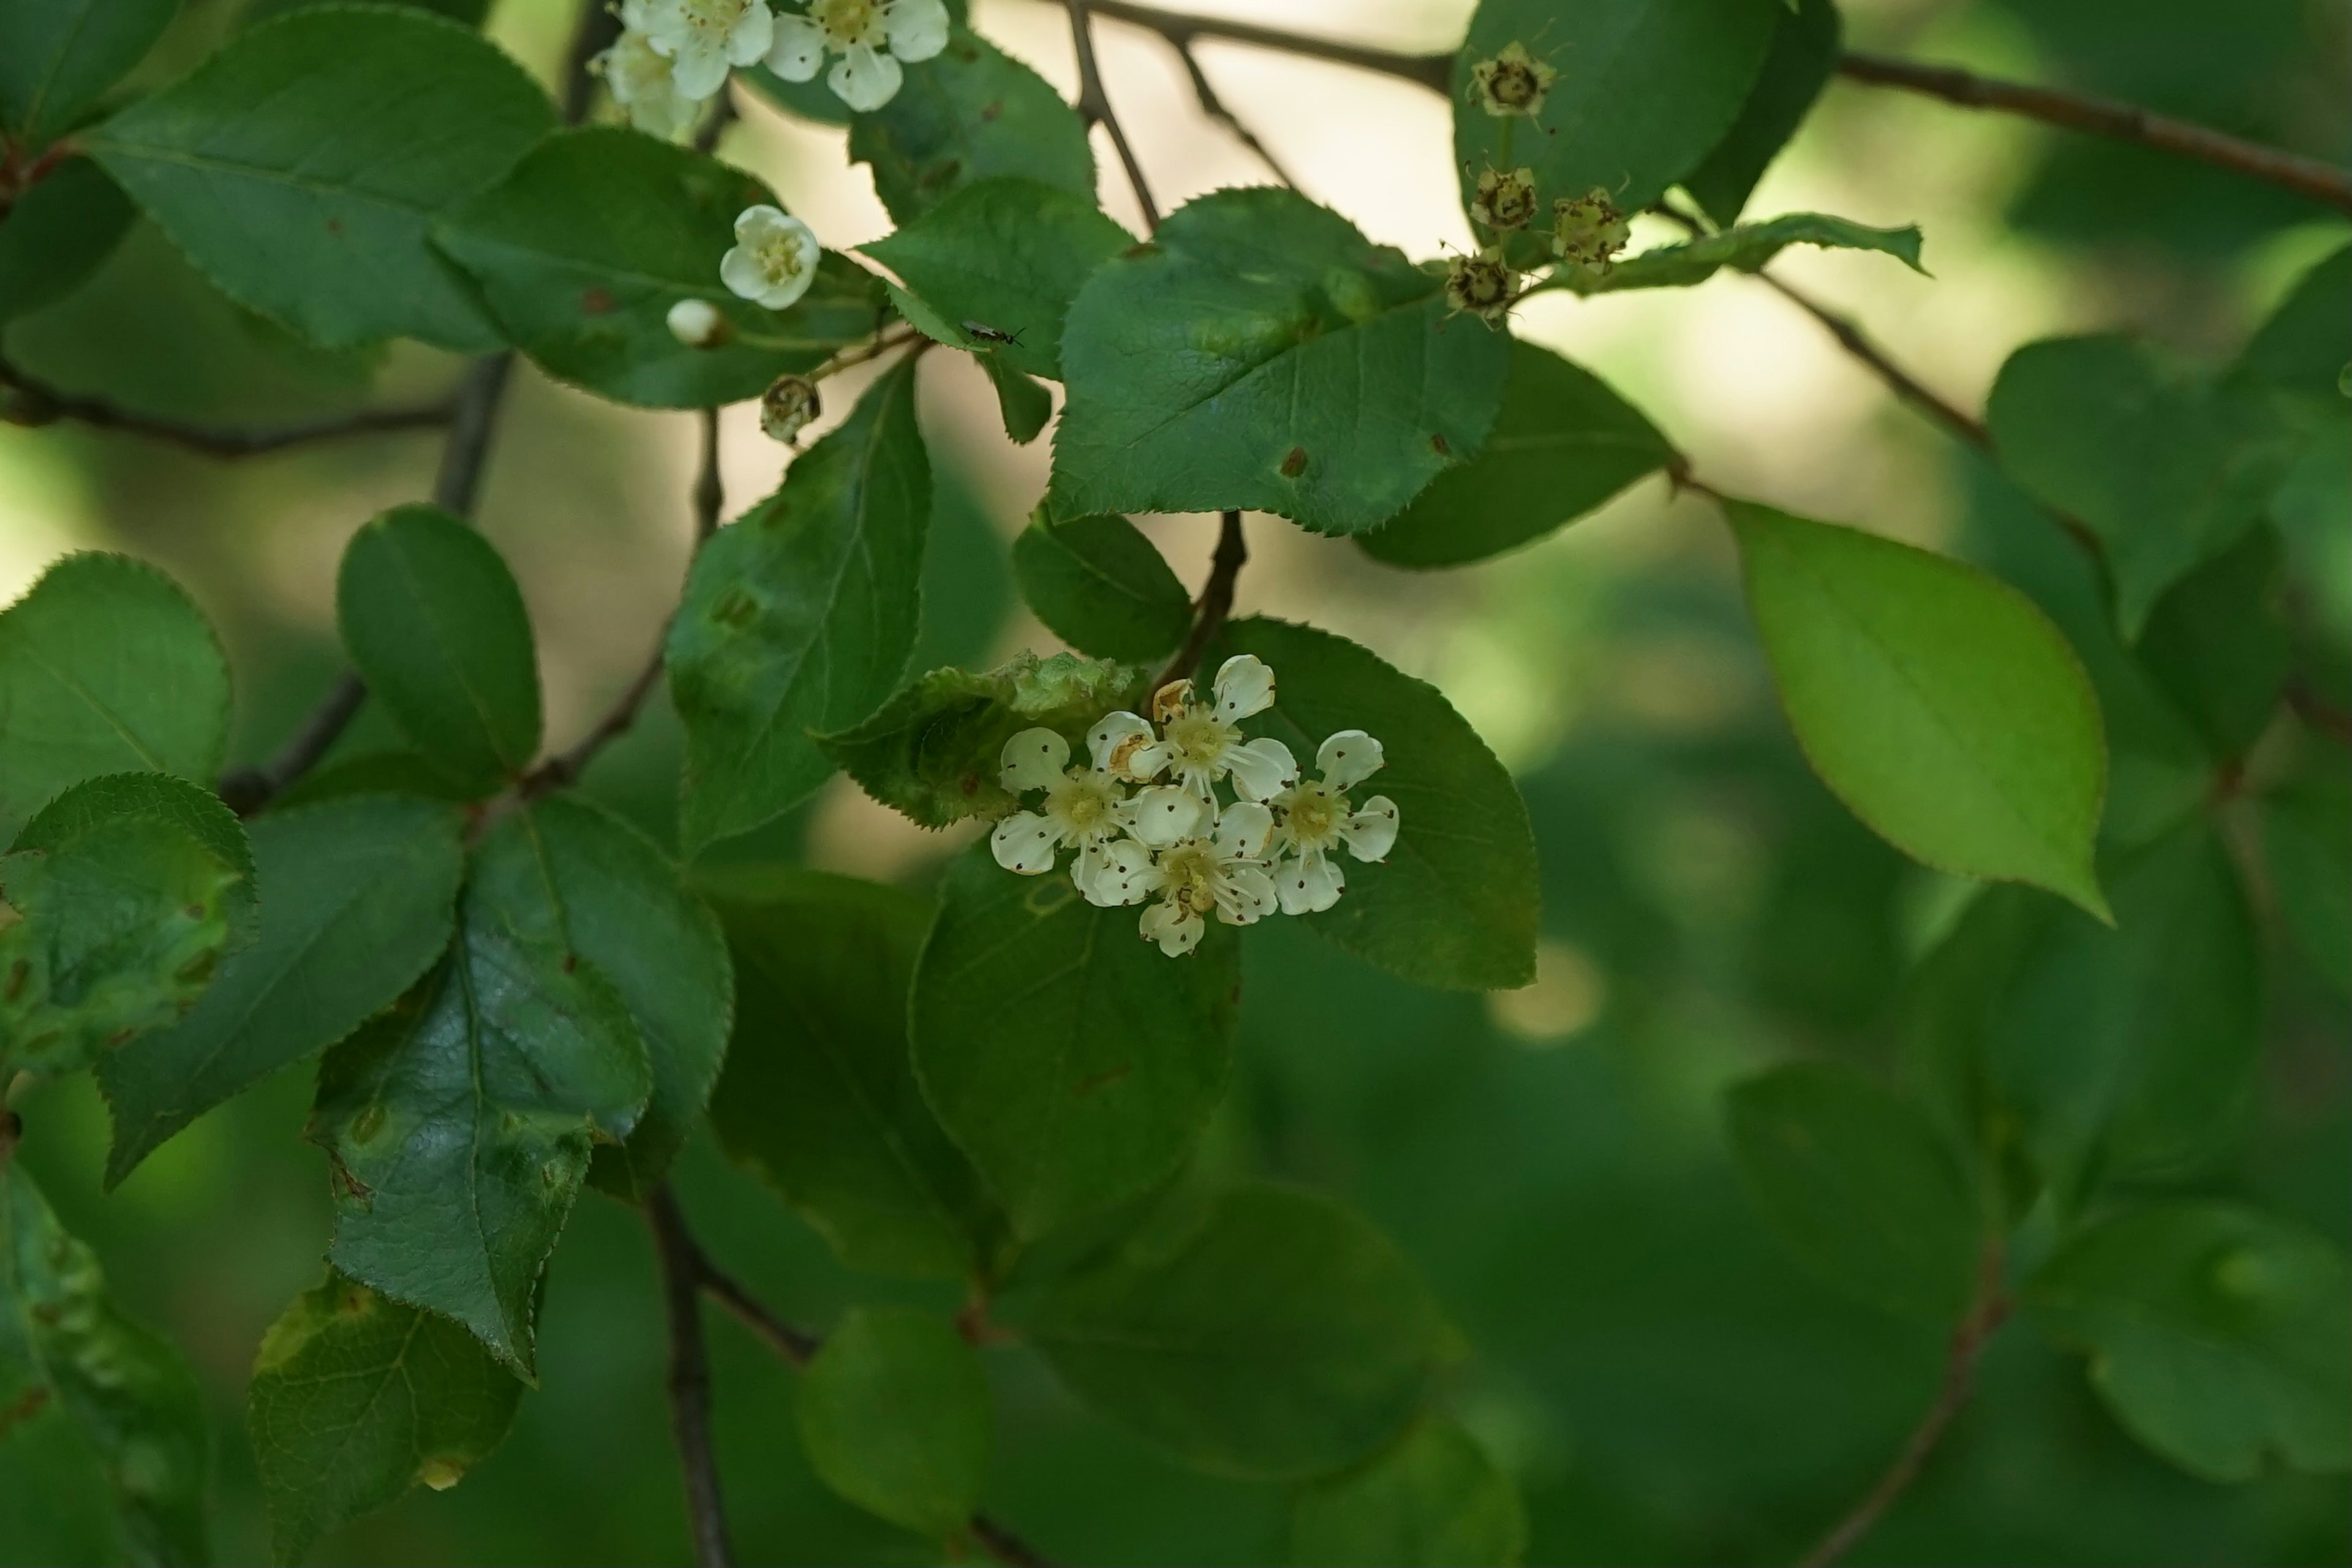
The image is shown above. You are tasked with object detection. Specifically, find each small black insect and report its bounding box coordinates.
[960,319,1027,349]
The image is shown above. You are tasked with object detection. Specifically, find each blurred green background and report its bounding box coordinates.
[2,0,2346,1561]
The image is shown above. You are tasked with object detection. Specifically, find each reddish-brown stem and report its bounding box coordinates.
[0,357,454,457]
[1063,0,1161,229]
[647,1186,736,1568]
[1155,509,1248,690]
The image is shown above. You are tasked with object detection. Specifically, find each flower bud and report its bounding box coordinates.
[1469,42,1556,118]
[1469,166,1540,232]
[666,298,730,349]
[759,374,821,444]
[1443,248,1517,324]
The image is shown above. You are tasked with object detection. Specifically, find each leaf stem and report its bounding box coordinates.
[647,1185,736,1568]
[1062,1,1161,230]
[1798,1241,2011,1568]
[1154,508,1247,690]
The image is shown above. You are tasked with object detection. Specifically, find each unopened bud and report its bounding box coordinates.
[1552,188,1631,273]
[1470,42,1556,119]
[1469,166,1540,232]
[1444,248,1517,324]
[666,298,730,349]
[759,374,821,444]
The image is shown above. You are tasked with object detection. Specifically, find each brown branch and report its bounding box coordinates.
[1154,509,1247,689]
[647,1186,736,1568]
[1063,0,1160,229]
[1836,53,2352,215]
[0,357,453,458]
[1169,39,1298,189]
[1079,0,1450,92]
[1799,1243,2011,1568]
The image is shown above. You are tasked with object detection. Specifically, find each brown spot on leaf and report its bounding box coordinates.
[1280,446,1308,477]
[1073,1064,1134,1098]
[579,287,617,315]
[1430,432,1451,456]
[979,99,1003,122]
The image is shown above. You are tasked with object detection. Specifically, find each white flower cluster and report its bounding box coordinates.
[989,655,1400,957]
[597,0,950,138]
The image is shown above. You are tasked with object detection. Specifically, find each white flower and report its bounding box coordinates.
[1085,655,1296,803]
[666,298,727,348]
[1265,730,1399,915]
[720,205,821,310]
[1132,801,1281,956]
[633,0,774,100]
[989,728,1206,907]
[765,0,950,113]
[594,28,701,141]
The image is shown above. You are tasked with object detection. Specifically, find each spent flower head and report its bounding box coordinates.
[1471,42,1557,118]
[1553,188,1632,272]
[759,375,821,443]
[1469,166,1540,232]
[628,0,773,100]
[766,0,951,112]
[1444,247,1517,323]
[720,205,822,309]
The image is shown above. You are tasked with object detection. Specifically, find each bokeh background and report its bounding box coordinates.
[3,0,2347,1560]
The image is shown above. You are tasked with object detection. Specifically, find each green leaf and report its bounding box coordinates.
[862,176,1132,380]
[795,1306,990,1539]
[1453,0,1778,217]
[0,158,136,325]
[336,504,541,796]
[2263,772,2351,997]
[0,0,176,149]
[1289,1416,1526,1567]
[818,650,1144,829]
[2134,525,2290,763]
[100,796,466,1186]
[981,353,1053,445]
[910,840,1237,1238]
[707,869,1001,1281]
[1053,189,1510,537]
[2234,242,2350,413]
[1986,335,2304,636]
[1681,0,1841,227]
[243,0,490,26]
[312,813,652,1373]
[249,1271,523,1566]
[2026,1203,2351,1482]
[268,750,478,812]
[849,27,1095,223]
[1551,213,1925,295]
[668,361,931,857]
[1,774,250,1079]
[1,1165,209,1568]
[1012,513,1191,662]
[1726,501,2111,918]
[85,6,556,350]
[1210,618,1540,991]
[1357,341,1675,568]
[1725,1063,1981,1324]
[1014,1183,1438,1479]
[492,797,732,1202]
[433,127,888,409]
[0,552,230,845]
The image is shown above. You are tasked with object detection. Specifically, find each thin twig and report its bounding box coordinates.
[1836,53,2352,215]
[1155,509,1247,689]
[1169,40,1298,189]
[1079,0,1450,92]
[647,1186,736,1568]
[1800,1242,2011,1568]
[0,357,453,457]
[2287,680,2352,746]
[1062,0,1161,229]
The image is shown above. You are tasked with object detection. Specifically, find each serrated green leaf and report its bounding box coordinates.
[1986,335,2304,636]
[85,6,556,350]
[2135,525,2290,762]
[911,840,1237,1238]
[2234,242,2350,413]
[1052,189,1510,537]
[249,1271,522,1566]
[848,28,1094,223]
[0,552,230,845]
[336,504,541,796]
[1289,1416,1526,1567]
[266,751,478,812]
[0,0,176,149]
[1014,1183,1438,1479]
[818,650,1145,829]
[1012,514,1191,662]
[1727,501,2111,918]
[668,361,931,856]
[1208,619,1540,991]
[796,1306,990,1538]
[100,796,466,1186]
[981,353,1053,445]
[312,813,652,1373]
[1358,341,1674,568]
[0,158,136,325]
[707,869,1001,1281]
[1454,0,1777,220]
[1726,1064,1982,1324]
[1,1166,209,1567]
[1682,0,1841,227]
[433,127,888,409]
[1,774,250,1079]
[2026,1204,2351,1482]
[2263,772,2351,997]
[1550,213,1924,296]
[862,176,1131,380]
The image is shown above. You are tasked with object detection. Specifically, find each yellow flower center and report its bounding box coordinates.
[811,0,884,48]
[1158,841,1221,915]
[1046,771,1118,835]
[1281,781,1344,848]
[1163,709,1236,771]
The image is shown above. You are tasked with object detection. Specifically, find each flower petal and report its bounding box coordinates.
[1139,901,1202,957]
[726,0,775,64]
[764,13,827,78]
[998,726,1069,793]
[1210,654,1276,722]
[1315,729,1384,790]
[885,0,950,61]
[718,245,769,303]
[1120,785,1204,848]
[1087,710,1163,780]
[989,811,1060,875]
[1339,794,1399,861]
[664,40,732,100]
[829,42,903,110]
[1076,840,1156,907]
[1224,736,1299,802]
[1213,799,1275,861]
[1276,848,1344,914]
[1217,864,1280,925]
